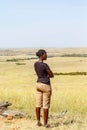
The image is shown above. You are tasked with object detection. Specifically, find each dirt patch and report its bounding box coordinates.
[0,115,87,130]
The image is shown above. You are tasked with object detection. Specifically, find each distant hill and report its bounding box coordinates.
[0,47,87,57]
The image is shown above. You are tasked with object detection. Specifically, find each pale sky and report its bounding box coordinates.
[0,0,87,48]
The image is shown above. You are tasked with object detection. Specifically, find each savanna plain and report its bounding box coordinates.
[0,48,87,130]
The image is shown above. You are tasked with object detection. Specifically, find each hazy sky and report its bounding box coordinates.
[0,0,87,48]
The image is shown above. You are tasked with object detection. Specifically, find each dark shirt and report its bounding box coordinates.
[34,61,50,85]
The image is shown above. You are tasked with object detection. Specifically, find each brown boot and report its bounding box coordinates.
[36,107,42,126]
[43,108,49,126]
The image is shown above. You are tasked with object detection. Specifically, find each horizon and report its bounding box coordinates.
[0,46,87,50]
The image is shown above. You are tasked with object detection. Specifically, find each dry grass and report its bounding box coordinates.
[0,115,87,130]
[0,48,87,129]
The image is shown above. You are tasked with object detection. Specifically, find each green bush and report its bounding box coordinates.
[54,72,87,75]
[15,62,26,65]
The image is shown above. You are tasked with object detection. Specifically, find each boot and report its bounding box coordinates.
[36,107,41,126]
[43,108,49,126]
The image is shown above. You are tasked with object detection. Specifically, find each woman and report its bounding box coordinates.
[34,49,54,127]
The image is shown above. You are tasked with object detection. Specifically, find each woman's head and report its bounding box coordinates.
[36,49,47,60]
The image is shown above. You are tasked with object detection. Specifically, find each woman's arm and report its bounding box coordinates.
[47,68,54,78]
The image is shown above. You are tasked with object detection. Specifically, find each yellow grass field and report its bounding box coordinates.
[0,48,87,130]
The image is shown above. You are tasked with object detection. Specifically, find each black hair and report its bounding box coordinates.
[36,49,46,57]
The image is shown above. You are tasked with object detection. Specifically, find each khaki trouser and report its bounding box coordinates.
[36,82,52,109]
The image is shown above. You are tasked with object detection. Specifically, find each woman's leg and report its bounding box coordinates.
[43,108,49,125]
[43,84,51,127]
[36,83,43,126]
[36,107,41,126]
